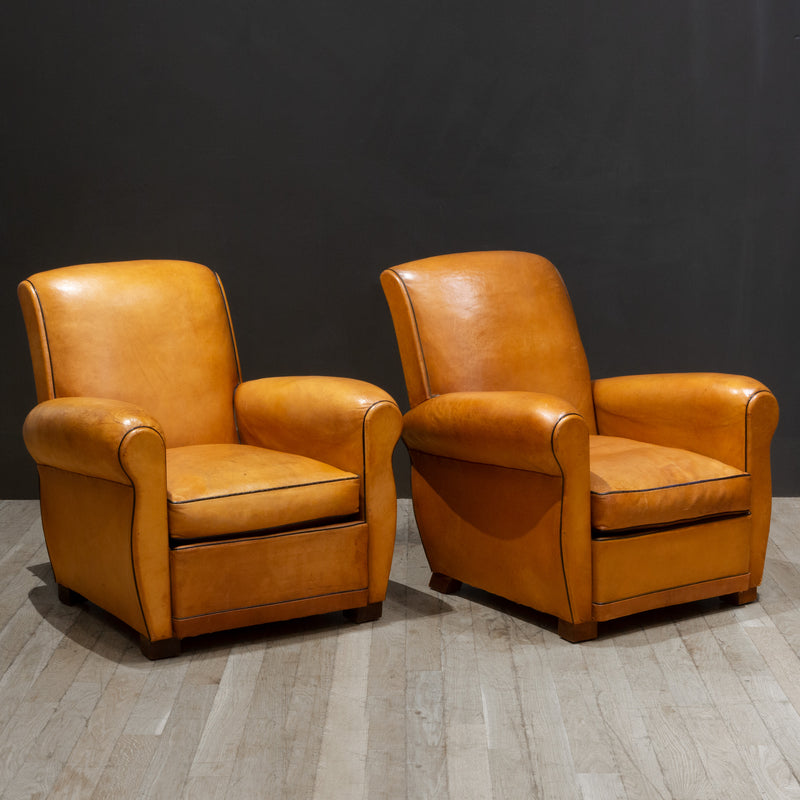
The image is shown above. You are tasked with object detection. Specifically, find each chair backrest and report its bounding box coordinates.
[19,259,242,447]
[381,250,596,429]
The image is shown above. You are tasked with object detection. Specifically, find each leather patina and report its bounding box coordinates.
[381,250,778,640]
[20,260,402,657]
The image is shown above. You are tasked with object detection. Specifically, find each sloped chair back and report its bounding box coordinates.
[381,250,596,427]
[19,259,241,448]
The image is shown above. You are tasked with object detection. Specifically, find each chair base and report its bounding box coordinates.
[57,583,85,606]
[343,601,383,624]
[139,635,181,660]
[721,587,758,606]
[429,572,462,594]
[558,619,599,643]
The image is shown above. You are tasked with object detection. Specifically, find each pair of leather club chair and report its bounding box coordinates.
[19,252,778,658]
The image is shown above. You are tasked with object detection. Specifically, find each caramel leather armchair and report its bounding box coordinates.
[381,251,778,641]
[20,260,401,658]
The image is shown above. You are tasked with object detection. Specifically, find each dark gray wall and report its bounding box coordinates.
[2,1,798,497]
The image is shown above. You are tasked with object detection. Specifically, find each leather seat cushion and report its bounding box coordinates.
[166,443,361,539]
[590,435,751,534]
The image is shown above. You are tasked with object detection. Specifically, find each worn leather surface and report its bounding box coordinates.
[170,522,369,620]
[19,260,240,447]
[593,372,773,468]
[381,250,596,425]
[594,372,779,586]
[23,396,164,483]
[402,391,584,474]
[592,515,751,606]
[20,260,402,645]
[381,250,779,632]
[166,443,360,538]
[589,435,751,532]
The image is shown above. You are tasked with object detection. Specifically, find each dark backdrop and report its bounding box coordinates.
[2,1,798,497]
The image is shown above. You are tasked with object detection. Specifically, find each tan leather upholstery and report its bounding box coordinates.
[166,444,361,538]
[20,260,402,657]
[589,436,751,532]
[381,251,779,640]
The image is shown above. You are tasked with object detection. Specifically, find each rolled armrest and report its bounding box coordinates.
[403,391,589,474]
[234,376,401,475]
[592,373,778,469]
[23,397,165,484]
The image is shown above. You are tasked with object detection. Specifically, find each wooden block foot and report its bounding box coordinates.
[429,573,462,594]
[57,584,85,606]
[558,618,598,643]
[721,587,758,606]
[139,635,181,660]
[344,602,383,624]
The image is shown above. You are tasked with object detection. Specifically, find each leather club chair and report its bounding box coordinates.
[19,260,402,659]
[381,250,779,641]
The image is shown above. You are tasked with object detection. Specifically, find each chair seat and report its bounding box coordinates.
[167,443,361,540]
[590,435,751,534]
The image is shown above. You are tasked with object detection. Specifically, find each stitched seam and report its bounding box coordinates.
[592,510,750,538]
[591,473,749,496]
[360,399,396,524]
[215,271,243,442]
[389,268,433,401]
[168,475,360,505]
[118,424,167,642]
[744,389,770,472]
[28,282,58,399]
[552,412,584,624]
[170,519,364,548]
[592,573,749,606]
[173,588,368,621]
[362,402,369,525]
[37,463,135,487]
[360,398,397,596]
[232,383,241,442]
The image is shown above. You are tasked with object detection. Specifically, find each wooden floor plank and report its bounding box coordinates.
[2,499,800,798]
[139,647,232,799]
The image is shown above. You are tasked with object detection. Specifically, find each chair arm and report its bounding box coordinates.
[23,397,166,483]
[402,391,589,475]
[592,373,779,470]
[235,376,402,605]
[234,376,402,477]
[23,397,172,642]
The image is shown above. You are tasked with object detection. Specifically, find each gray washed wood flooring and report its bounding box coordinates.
[2,498,800,799]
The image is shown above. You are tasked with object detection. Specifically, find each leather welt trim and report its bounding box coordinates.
[28,281,57,399]
[591,573,749,606]
[172,588,368,621]
[590,472,749,496]
[387,268,433,401]
[167,475,360,505]
[551,411,585,624]
[170,519,364,548]
[117,424,167,643]
[592,510,750,539]
[360,398,398,526]
[214,270,242,384]
[744,388,772,472]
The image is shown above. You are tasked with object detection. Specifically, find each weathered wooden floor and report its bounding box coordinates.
[2,498,800,799]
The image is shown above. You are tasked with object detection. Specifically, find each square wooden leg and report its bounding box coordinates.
[429,573,462,594]
[344,602,383,624]
[721,587,758,606]
[139,635,181,660]
[57,583,85,606]
[558,618,598,643]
